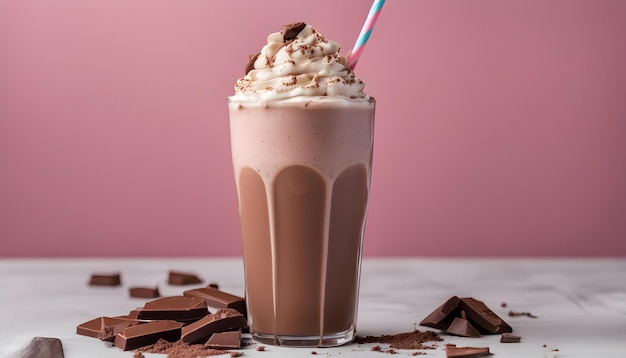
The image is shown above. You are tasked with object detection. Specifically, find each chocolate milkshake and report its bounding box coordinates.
[228,23,375,347]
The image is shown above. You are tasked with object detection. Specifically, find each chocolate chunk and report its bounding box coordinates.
[89,273,121,286]
[245,53,260,75]
[281,22,307,41]
[19,337,64,358]
[446,313,481,338]
[183,287,246,316]
[129,287,160,298]
[168,271,203,285]
[137,296,208,322]
[204,329,242,349]
[76,316,140,341]
[500,332,522,343]
[181,308,248,344]
[114,320,183,351]
[445,344,490,358]
[459,297,512,334]
[419,296,460,330]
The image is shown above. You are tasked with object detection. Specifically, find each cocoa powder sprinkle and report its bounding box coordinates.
[354,330,443,350]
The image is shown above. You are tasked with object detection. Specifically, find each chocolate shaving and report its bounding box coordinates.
[281,22,307,41]
[245,53,260,75]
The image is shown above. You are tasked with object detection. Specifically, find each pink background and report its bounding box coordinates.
[1,0,625,257]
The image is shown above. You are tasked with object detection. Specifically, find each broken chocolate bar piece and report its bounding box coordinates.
[19,337,64,358]
[183,287,247,316]
[446,312,481,338]
[500,332,522,343]
[114,320,183,351]
[89,273,121,286]
[181,308,248,344]
[281,22,307,42]
[204,329,242,349]
[445,344,490,358]
[420,296,460,330]
[459,297,512,334]
[129,287,160,299]
[76,316,140,341]
[168,271,203,285]
[137,296,208,322]
[115,308,141,320]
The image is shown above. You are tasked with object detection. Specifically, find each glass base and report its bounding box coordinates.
[251,327,355,347]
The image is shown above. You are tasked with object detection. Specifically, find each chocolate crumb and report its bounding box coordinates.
[281,22,307,42]
[501,302,507,308]
[509,311,538,318]
[256,345,265,351]
[371,345,381,351]
[133,352,145,358]
[552,349,560,352]
[208,283,219,289]
[230,353,244,357]
[311,351,318,355]
[543,344,548,348]
[245,53,260,75]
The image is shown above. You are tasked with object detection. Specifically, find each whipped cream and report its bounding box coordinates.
[232,23,368,101]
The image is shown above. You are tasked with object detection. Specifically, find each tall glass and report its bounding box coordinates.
[228,97,375,347]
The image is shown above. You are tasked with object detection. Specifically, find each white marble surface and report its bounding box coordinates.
[1,258,625,357]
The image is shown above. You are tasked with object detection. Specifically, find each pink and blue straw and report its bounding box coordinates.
[347,0,386,70]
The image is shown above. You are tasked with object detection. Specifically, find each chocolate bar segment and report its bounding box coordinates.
[459,297,512,334]
[446,315,481,338]
[445,344,490,358]
[168,271,203,285]
[204,329,242,349]
[76,316,140,341]
[129,287,160,298]
[183,287,246,316]
[181,308,248,344]
[500,332,522,343]
[89,273,121,286]
[137,296,208,322]
[115,308,141,320]
[114,320,183,351]
[419,296,460,330]
[19,337,64,358]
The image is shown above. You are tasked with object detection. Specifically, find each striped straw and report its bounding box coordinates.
[347,0,386,70]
